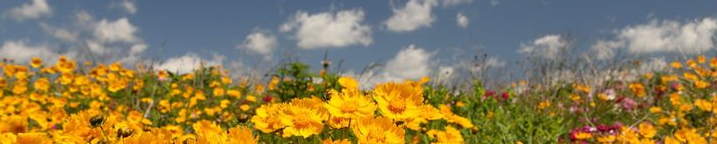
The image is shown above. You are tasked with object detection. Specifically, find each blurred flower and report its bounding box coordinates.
[352,116,405,144]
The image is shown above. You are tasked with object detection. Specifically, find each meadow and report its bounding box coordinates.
[0,55,716,144]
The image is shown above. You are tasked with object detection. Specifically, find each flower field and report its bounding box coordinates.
[2,55,717,143]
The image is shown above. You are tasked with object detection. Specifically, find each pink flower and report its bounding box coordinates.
[620,98,636,110]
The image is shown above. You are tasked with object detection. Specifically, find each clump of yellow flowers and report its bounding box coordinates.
[0,56,474,143]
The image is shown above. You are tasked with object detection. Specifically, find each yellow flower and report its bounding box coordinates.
[573,132,592,140]
[213,87,225,96]
[268,77,279,90]
[246,95,257,102]
[250,104,286,133]
[439,105,474,128]
[157,70,168,79]
[674,128,706,143]
[227,126,258,144]
[670,61,682,69]
[338,76,359,90]
[123,128,174,144]
[427,126,464,144]
[698,55,707,63]
[290,97,328,113]
[193,120,227,143]
[694,80,710,89]
[537,100,551,110]
[597,135,616,143]
[0,133,17,144]
[405,105,443,130]
[109,62,122,71]
[0,116,28,133]
[30,57,42,68]
[638,122,656,138]
[328,116,350,129]
[162,125,184,138]
[352,116,405,144]
[33,78,50,92]
[694,99,714,112]
[373,82,424,121]
[325,89,376,119]
[12,82,28,95]
[240,104,251,111]
[227,89,241,98]
[16,132,51,144]
[279,104,326,138]
[322,138,352,144]
[628,83,646,97]
[649,107,662,113]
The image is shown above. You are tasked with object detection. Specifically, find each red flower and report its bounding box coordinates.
[263,95,273,102]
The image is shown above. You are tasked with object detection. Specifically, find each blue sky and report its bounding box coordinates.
[1,0,716,84]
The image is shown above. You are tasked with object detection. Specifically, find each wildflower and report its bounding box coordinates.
[628,83,646,97]
[30,57,42,68]
[322,138,352,144]
[227,126,258,144]
[427,126,464,144]
[572,132,592,140]
[694,99,714,112]
[597,135,616,143]
[670,61,682,69]
[246,95,257,102]
[338,76,359,90]
[250,104,285,133]
[638,122,656,138]
[17,133,51,144]
[0,116,29,133]
[193,120,227,143]
[328,116,350,129]
[240,104,251,111]
[157,70,168,80]
[279,104,326,138]
[325,89,376,119]
[352,116,405,144]
[373,82,424,122]
[227,90,241,98]
[439,105,474,128]
[649,107,662,113]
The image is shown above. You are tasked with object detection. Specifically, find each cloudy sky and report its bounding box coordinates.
[1,0,716,84]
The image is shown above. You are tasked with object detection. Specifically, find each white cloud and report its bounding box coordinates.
[154,53,224,74]
[238,30,278,59]
[0,40,59,63]
[456,13,469,28]
[94,17,140,43]
[40,23,79,42]
[619,18,717,54]
[37,12,148,64]
[485,57,507,67]
[639,57,667,73]
[350,45,434,87]
[489,0,501,6]
[589,18,717,59]
[442,0,472,7]
[591,40,624,60]
[383,45,433,81]
[118,43,148,64]
[518,34,567,59]
[4,0,52,21]
[280,9,372,49]
[112,0,138,14]
[384,0,438,32]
